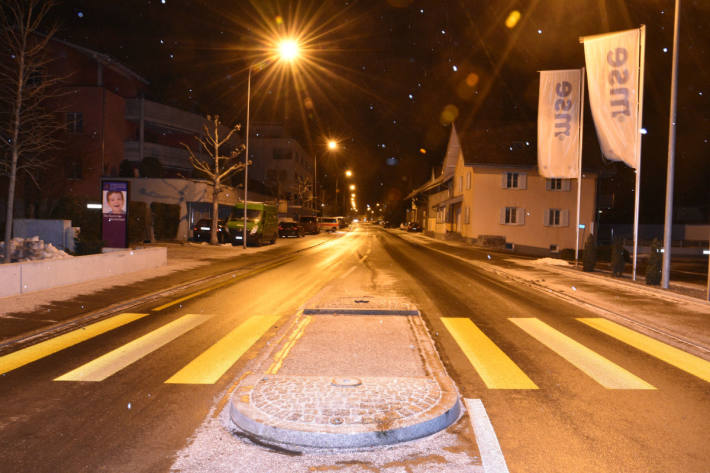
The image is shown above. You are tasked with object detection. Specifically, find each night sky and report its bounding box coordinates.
[48,0,709,222]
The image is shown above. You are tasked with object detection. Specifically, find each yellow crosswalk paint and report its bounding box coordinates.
[510,318,655,389]
[0,313,148,376]
[55,313,215,382]
[578,318,710,383]
[165,315,280,384]
[442,317,538,389]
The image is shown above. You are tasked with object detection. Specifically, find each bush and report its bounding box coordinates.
[559,248,578,261]
[611,236,626,277]
[645,238,662,285]
[50,196,103,255]
[128,201,151,244]
[150,202,180,240]
[582,233,597,272]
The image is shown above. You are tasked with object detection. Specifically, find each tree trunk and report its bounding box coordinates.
[210,183,220,245]
[3,149,18,263]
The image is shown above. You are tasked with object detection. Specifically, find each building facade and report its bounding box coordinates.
[408,125,597,255]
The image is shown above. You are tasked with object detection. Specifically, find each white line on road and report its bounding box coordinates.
[465,398,510,473]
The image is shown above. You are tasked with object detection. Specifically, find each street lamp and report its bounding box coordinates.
[243,38,300,248]
[345,169,352,178]
[315,139,338,217]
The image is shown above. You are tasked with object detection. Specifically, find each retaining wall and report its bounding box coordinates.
[0,247,167,298]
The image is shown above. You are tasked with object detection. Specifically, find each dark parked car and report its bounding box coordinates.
[192,219,228,242]
[278,221,304,238]
[299,216,319,235]
[407,221,423,232]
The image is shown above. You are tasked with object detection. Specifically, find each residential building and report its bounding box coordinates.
[407,124,597,255]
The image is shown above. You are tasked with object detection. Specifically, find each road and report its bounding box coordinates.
[0,224,708,472]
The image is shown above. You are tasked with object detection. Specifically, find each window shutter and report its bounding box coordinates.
[501,173,508,188]
[466,172,471,190]
[499,207,506,224]
[518,208,525,225]
[562,179,571,192]
[545,179,551,191]
[519,173,528,190]
[561,209,569,227]
[543,209,551,226]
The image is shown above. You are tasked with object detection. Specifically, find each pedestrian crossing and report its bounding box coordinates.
[442,317,710,389]
[1,312,708,389]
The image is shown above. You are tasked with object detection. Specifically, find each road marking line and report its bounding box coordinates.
[0,313,148,376]
[338,265,357,279]
[464,398,510,473]
[165,315,280,384]
[267,316,311,374]
[510,318,655,389]
[441,318,538,389]
[578,317,710,383]
[55,313,214,382]
[152,257,295,312]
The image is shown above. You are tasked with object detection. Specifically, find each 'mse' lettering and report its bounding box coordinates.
[607,48,631,120]
[554,81,573,140]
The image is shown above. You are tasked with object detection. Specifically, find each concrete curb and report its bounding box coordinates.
[229,304,462,449]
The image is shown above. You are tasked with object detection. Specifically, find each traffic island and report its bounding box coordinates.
[229,297,461,449]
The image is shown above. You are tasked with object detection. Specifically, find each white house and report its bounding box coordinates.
[407,124,597,255]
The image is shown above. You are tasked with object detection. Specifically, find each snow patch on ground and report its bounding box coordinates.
[0,236,71,262]
[528,257,572,267]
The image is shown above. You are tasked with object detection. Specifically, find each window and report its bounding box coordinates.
[549,244,559,252]
[501,207,525,225]
[464,206,470,224]
[502,172,527,189]
[466,172,471,190]
[65,157,82,179]
[545,208,569,227]
[66,112,83,133]
[458,176,463,193]
[546,178,571,191]
[273,148,292,160]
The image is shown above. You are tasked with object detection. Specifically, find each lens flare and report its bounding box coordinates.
[505,10,521,29]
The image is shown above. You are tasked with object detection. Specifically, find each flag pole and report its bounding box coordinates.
[662,0,681,288]
[575,67,586,266]
[632,25,647,281]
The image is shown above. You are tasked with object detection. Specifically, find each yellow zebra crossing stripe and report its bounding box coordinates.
[510,318,655,390]
[165,315,280,384]
[441,317,538,389]
[578,318,710,383]
[0,313,148,376]
[55,313,215,382]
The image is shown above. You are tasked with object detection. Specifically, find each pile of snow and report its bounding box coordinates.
[531,257,572,267]
[0,236,72,263]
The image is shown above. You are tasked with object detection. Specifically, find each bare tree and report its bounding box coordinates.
[181,115,246,245]
[1,0,64,263]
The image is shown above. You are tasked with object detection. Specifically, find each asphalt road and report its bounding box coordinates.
[0,224,707,472]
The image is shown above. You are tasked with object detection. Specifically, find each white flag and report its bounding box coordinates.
[537,69,582,178]
[583,28,642,169]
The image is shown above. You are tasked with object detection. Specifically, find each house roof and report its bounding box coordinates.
[458,122,537,166]
[52,37,150,85]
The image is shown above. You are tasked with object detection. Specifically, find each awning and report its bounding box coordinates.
[434,195,463,208]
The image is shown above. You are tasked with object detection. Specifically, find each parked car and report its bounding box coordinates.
[278,221,304,238]
[319,217,339,233]
[407,222,423,232]
[338,217,350,229]
[300,216,320,235]
[192,219,228,242]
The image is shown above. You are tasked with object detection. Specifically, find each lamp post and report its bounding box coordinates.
[242,39,300,248]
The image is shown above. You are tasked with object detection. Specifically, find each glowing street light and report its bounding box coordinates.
[278,39,300,61]
[345,169,352,177]
[328,140,337,150]
[244,37,301,248]
[349,184,356,191]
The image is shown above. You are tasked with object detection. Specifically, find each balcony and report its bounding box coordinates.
[126,98,206,134]
[124,141,197,171]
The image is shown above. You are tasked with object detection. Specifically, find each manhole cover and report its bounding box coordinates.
[331,377,362,387]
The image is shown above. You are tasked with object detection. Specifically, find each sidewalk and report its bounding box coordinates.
[395,230,710,360]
